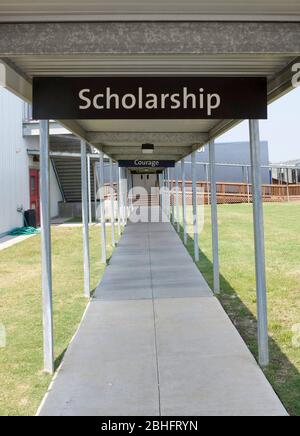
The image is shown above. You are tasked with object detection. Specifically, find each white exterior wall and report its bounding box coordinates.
[0,88,63,235]
[0,88,29,235]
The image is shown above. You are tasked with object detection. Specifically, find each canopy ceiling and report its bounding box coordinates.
[0,1,300,21]
[0,20,299,162]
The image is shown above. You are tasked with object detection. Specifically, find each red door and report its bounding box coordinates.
[29,169,40,226]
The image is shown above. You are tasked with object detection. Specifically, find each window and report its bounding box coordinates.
[30,176,35,193]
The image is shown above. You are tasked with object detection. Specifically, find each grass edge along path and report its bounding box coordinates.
[176,203,300,416]
[0,224,118,416]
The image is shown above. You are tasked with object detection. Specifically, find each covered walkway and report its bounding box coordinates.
[38,208,286,416]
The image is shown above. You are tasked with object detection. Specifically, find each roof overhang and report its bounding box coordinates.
[1,1,300,22]
[1,21,299,163]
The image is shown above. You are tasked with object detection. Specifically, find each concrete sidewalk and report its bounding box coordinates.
[0,233,36,251]
[38,212,287,416]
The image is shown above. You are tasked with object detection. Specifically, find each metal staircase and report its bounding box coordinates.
[52,157,95,203]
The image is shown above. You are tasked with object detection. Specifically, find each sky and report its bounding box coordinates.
[218,86,300,163]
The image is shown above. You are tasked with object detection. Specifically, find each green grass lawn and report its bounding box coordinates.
[0,224,118,416]
[178,202,300,416]
[1,204,299,416]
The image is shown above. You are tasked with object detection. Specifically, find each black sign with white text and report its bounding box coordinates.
[119,160,175,168]
[32,76,267,120]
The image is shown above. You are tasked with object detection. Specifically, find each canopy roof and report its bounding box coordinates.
[1,1,300,22]
[0,20,299,162]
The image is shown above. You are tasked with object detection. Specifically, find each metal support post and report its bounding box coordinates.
[192,151,199,262]
[81,140,91,298]
[40,120,54,374]
[181,158,187,244]
[209,140,220,294]
[109,158,116,246]
[99,152,107,264]
[249,119,269,367]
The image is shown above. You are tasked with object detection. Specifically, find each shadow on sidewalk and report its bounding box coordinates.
[175,221,300,416]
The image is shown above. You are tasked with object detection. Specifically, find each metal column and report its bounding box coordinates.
[205,163,210,205]
[94,162,98,222]
[181,158,187,245]
[126,169,130,220]
[124,169,128,224]
[164,169,169,218]
[81,140,90,298]
[192,151,199,262]
[125,170,129,218]
[128,170,133,214]
[163,169,166,217]
[119,167,127,225]
[124,169,128,220]
[171,167,175,225]
[159,172,164,212]
[87,154,92,225]
[123,168,128,225]
[109,158,116,246]
[209,140,220,294]
[117,165,121,236]
[161,171,165,214]
[40,120,54,374]
[99,152,107,264]
[164,169,168,219]
[163,170,167,216]
[165,170,168,216]
[175,163,180,233]
[249,119,269,367]
[167,168,171,219]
